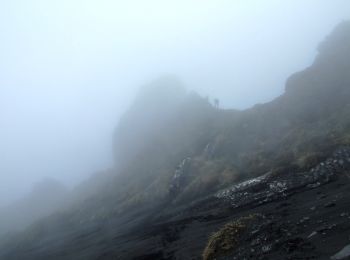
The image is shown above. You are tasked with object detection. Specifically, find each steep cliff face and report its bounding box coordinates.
[113,76,189,168]
[1,21,350,260]
[283,21,350,119]
[110,76,224,207]
[114,76,217,173]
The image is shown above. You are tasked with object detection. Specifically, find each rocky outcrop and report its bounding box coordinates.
[169,157,192,194]
[216,147,350,208]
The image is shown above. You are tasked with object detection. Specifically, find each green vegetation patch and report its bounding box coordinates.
[202,214,257,260]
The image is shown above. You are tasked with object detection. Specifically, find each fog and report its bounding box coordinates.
[1,0,350,207]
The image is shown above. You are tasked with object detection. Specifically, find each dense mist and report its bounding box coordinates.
[0,0,350,219]
[2,1,350,259]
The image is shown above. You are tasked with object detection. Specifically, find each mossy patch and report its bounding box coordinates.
[202,214,257,260]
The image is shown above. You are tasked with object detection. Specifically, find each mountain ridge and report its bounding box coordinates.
[1,21,350,260]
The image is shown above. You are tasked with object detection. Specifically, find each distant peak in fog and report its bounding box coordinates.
[135,75,187,106]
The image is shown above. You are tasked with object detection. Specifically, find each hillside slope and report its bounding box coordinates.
[0,178,67,237]
[1,21,350,260]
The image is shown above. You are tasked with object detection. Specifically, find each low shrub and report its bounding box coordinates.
[202,214,256,260]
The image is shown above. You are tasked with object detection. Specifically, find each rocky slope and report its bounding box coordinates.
[1,21,350,260]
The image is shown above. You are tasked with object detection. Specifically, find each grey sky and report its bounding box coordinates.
[1,0,350,206]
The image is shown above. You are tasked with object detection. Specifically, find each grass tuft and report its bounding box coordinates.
[202,214,256,260]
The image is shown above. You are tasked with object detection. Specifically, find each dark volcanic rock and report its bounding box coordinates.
[216,147,350,209]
